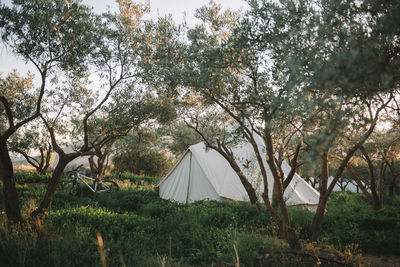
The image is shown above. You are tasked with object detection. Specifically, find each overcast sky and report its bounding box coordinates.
[0,0,248,78]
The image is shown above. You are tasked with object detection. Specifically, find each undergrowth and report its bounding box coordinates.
[0,173,399,266]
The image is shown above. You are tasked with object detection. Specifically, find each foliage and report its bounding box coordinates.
[112,130,173,177]
[14,171,53,184]
[1,0,399,262]
[0,71,35,133]
[0,0,95,75]
[320,191,400,254]
[8,121,53,174]
[0,175,399,266]
[109,172,159,185]
[158,121,204,156]
[287,191,400,255]
[113,150,171,177]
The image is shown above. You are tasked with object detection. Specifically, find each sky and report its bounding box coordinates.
[86,0,247,24]
[0,0,248,79]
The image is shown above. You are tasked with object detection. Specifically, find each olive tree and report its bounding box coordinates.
[148,1,306,249]
[0,0,95,224]
[245,0,399,241]
[153,0,399,248]
[31,0,166,219]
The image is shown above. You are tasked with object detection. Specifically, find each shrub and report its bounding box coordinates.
[318,191,400,254]
[112,150,172,177]
[14,171,52,184]
[112,172,159,185]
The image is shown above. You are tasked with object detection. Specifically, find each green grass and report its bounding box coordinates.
[0,173,399,266]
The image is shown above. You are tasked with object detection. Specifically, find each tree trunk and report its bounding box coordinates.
[0,143,23,225]
[37,147,45,173]
[102,154,109,178]
[272,181,279,207]
[360,146,380,208]
[387,160,399,196]
[31,154,78,219]
[217,144,259,204]
[283,141,302,190]
[115,152,125,179]
[311,149,329,242]
[378,161,386,209]
[311,138,370,241]
[134,154,139,174]
[261,190,301,250]
[263,129,302,250]
[40,147,52,175]
[89,155,98,178]
[310,195,328,242]
[229,161,259,204]
[214,140,259,204]
[97,153,107,180]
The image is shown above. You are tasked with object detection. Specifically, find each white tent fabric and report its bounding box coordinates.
[308,176,369,193]
[157,141,320,210]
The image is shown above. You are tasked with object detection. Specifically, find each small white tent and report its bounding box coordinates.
[157,140,320,210]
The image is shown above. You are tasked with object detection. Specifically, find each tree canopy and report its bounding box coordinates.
[0,0,399,252]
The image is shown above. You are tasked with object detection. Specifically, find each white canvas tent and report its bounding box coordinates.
[157,139,320,210]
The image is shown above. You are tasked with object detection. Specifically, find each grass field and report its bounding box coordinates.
[0,173,399,266]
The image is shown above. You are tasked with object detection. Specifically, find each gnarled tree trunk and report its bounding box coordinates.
[31,154,78,219]
[311,149,329,242]
[263,129,302,250]
[0,142,23,225]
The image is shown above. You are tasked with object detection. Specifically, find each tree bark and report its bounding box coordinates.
[360,146,380,208]
[40,146,52,175]
[115,152,125,179]
[226,156,259,204]
[310,149,329,242]
[89,152,108,179]
[387,160,399,196]
[263,128,302,250]
[310,105,382,242]
[0,142,23,225]
[102,154,110,178]
[272,181,279,207]
[310,195,328,242]
[188,131,260,205]
[31,154,78,219]
[89,155,98,178]
[283,141,302,190]
[216,140,259,204]
[378,161,386,209]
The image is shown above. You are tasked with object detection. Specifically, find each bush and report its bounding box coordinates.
[318,191,400,254]
[112,150,172,177]
[14,171,52,184]
[112,172,159,184]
